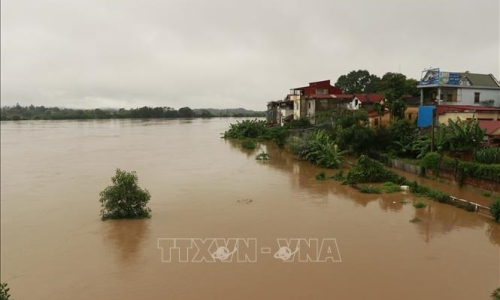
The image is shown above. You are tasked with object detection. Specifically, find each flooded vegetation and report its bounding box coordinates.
[1,119,499,300]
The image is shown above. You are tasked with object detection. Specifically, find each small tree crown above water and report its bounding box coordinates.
[99,169,151,220]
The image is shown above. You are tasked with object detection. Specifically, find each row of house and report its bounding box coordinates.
[267,69,500,141]
[267,79,417,127]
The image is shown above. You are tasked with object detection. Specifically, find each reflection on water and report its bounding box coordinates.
[103,219,150,263]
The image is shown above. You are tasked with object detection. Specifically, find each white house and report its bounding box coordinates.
[418,69,500,107]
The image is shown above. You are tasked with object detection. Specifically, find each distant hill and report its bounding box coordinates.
[193,108,266,117]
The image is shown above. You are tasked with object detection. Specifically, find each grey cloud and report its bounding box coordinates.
[1,0,498,110]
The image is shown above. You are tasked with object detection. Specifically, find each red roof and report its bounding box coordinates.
[368,109,390,118]
[478,120,500,135]
[353,93,385,103]
[334,94,354,99]
[306,94,335,99]
[436,105,500,115]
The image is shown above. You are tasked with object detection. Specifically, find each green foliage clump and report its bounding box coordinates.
[255,152,270,160]
[474,147,500,164]
[291,130,345,168]
[334,110,376,155]
[1,283,13,300]
[482,190,492,197]
[224,119,267,139]
[413,201,427,209]
[443,117,485,153]
[357,185,382,194]
[330,170,345,181]
[241,139,256,150]
[382,181,402,193]
[409,217,421,223]
[345,155,406,185]
[223,119,287,148]
[490,197,500,222]
[99,169,152,221]
[440,156,500,185]
[387,119,418,157]
[285,117,311,129]
[420,152,441,175]
[316,171,327,181]
[492,287,500,300]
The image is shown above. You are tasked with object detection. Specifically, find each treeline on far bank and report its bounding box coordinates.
[0,104,266,121]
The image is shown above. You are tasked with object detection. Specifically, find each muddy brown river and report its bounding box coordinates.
[1,119,499,299]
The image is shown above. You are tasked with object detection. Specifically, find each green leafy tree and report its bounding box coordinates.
[334,70,381,94]
[443,118,485,153]
[99,169,152,220]
[178,107,196,118]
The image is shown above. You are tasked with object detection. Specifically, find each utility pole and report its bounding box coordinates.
[430,107,435,152]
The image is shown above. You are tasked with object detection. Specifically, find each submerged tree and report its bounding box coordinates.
[0,283,13,300]
[99,169,152,220]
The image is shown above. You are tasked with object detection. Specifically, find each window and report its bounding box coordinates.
[408,113,413,120]
[474,92,480,103]
[308,102,311,109]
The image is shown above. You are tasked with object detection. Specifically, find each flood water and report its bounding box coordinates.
[1,118,499,300]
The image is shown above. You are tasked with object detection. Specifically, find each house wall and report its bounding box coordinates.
[437,111,500,124]
[459,88,500,106]
[278,108,294,126]
[307,100,316,124]
[369,113,391,127]
[290,95,301,120]
[405,106,419,123]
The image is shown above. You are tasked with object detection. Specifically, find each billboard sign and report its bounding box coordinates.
[439,72,461,85]
[420,68,440,85]
[420,68,461,85]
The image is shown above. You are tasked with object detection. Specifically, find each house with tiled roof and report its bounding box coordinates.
[289,80,343,121]
[417,68,500,107]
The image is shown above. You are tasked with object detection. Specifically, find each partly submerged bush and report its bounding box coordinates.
[382,181,403,193]
[99,169,152,220]
[345,155,406,185]
[413,201,427,209]
[492,287,500,300]
[241,138,256,150]
[223,119,267,139]
[357,185,382,194]
[255,152,270,160]
[316,171,327,181]
[0,283,13,300]
[491,197,500,222]
[291,130,345,168]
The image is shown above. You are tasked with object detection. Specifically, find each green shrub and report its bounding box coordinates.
[316,171,327,181]
[474,147,500,164]
[421,152,441,175]
[99,169,152,220]
[357,185,382,194]
[492,287,500,300]
[292,130,345,168]
[330,170,344,181]
[223,119,267,139]
[382,181,402,193]
[490,197,500,222]
[413,201,427,209]
[1,282,13,300]
[241,139,256,150]
[482,190,492,197]
[255,152,270,160]
[409,217,421,223]
[345,155,407,185]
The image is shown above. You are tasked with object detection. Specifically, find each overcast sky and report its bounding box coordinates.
[1,0,499,110]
